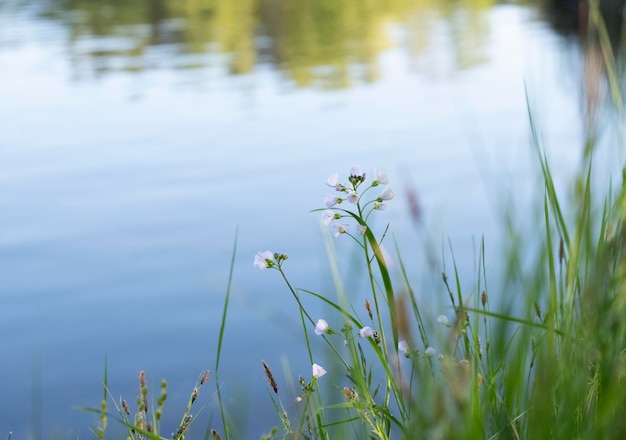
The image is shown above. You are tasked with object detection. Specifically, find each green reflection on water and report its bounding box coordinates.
[41,0,496,88]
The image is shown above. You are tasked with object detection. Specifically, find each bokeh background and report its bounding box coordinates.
[0,0,624,438]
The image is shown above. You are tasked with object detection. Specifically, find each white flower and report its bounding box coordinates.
[436,315,450,326]
[398,340,409,357]
[254,251,275,269]
[373,202,386,210]
[347,191,359,204]
[314,319,329,335]
[333,223,349,238]
[350,167,363,178]
[326,173,341,189]
[359,326,374,338]
[374,168,389,185]
[322,210,336,225]
[312,363,327,378]
[425,346,436,357]
[324,194,339,208]
[380,187,395,201]
[357,225,367,235]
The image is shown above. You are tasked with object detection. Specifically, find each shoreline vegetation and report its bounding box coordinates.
[9,2,624,439]
[82,120,625,439]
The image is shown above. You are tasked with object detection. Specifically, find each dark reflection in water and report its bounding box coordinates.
[539,0,625,142]
[8,0,502,88]
[2,1,624,92]
[542,0,623,42]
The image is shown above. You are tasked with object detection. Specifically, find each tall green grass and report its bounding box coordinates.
[85,147,625,438]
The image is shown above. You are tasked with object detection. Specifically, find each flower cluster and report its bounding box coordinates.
[253,167,403,412]
[322,167,394,238]
[253,251,288,270]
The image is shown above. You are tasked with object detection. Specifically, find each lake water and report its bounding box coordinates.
[0,1,623,438]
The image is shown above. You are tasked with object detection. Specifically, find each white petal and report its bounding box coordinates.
[359,326,374,338]
[322,210,335,225]
[347,191,359,204]
[253,251,274,269]
[349,167,361,177]
[374,168,389,185]
[326,173,339,187]
[314,319,329,335]
[333,223,349,237]
[324,194,338,208]
[312,363,327,378]
[436,315,449,325]
[380,187,395,200]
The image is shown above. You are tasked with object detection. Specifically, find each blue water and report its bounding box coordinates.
[0,2,610,438]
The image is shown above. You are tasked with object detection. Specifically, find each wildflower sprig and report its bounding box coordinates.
[253,251,289,271]
[253,168,419,439]
[318,168,399,344]
[323,167,394,222]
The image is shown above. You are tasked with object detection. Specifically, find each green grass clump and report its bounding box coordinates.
[250,149,626,439]
[88,148,623,439]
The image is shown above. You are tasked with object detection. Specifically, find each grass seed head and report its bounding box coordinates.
[365,299,373,320]
[200,370,210,385]
[174,415,193,438]
[343,386,359,402]
[262,360,279,394]
[120,397,130,416]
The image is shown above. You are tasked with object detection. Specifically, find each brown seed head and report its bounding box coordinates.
[365,299,373,320]
[175,415,193,437]
[481,291,487,307]
[191,387,199,404]
[121,398,130,416]
[262,360,278,394]
[343,386,358,401]
[200,370,210,386]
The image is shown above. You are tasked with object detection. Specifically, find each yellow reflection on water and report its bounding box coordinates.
[50,0,497,88]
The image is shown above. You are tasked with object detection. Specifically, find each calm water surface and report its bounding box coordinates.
[0,1,621,438]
